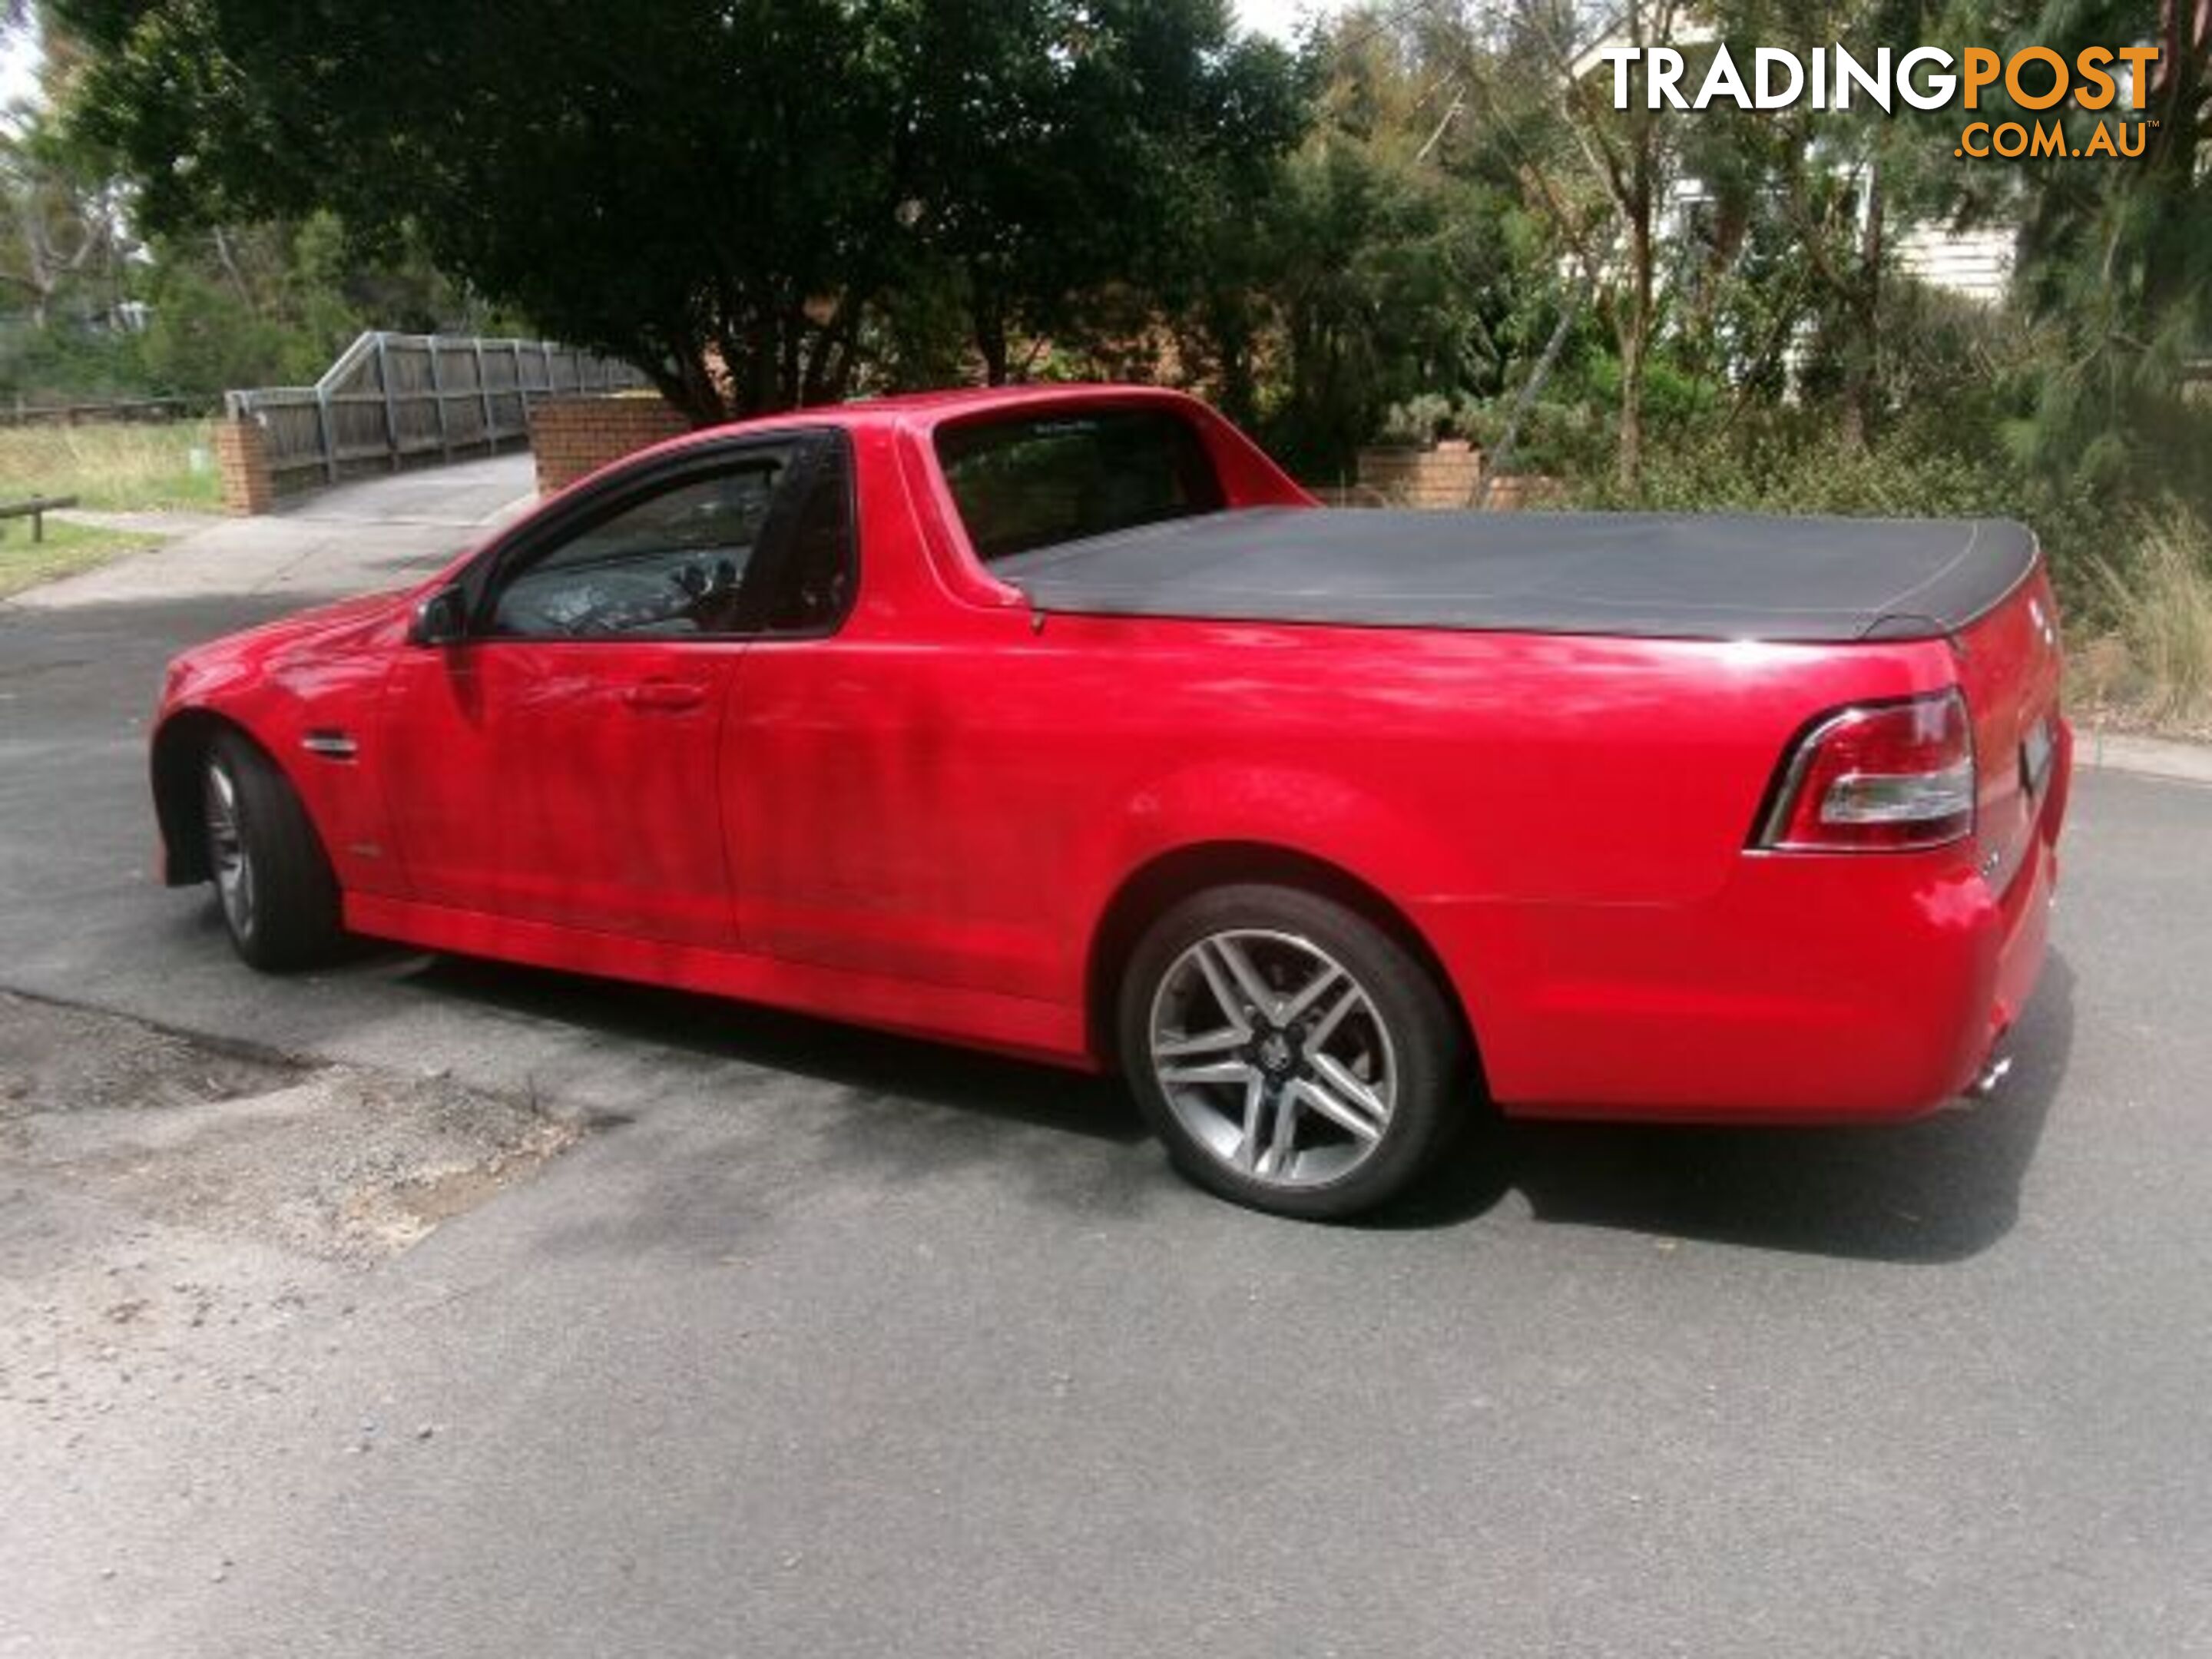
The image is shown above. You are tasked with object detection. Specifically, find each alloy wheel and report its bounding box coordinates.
[1147,928,1399,1189]
[204,759,256,941]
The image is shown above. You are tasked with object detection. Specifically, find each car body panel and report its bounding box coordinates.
[380,638,742,947]
[154,592,414,894]
[151,383,2071,1120]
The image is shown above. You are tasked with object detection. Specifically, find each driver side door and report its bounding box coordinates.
[379,434,820,949]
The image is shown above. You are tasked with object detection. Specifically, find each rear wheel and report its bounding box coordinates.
[202,733,342,972]
[1118,883,1469,1220]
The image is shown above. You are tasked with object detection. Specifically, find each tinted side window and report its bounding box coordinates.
[490,453,788,638]
[935,409,1224,562]
[760,445,857,634]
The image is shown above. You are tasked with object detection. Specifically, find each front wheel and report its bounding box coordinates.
[1117,884,1471,1220]
[202,733,343,972]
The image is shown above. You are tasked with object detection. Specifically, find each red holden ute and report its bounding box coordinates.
[151,386,2071,1218]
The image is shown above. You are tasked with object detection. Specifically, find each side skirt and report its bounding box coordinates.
[343,892,1096,1071]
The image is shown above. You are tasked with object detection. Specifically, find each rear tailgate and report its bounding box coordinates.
[1952,558,2067,896]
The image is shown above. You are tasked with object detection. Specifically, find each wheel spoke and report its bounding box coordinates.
[204,762,253,935]
[1156,1025,1248,1061]
[1262,1082,1301,1176]
[1210,936,1281,1024]
[204,776,238,853]
[1281,962,1343,1025]
[1310,1051,1389,1118]
[1190,942,1249,1029]
[1160,1058,1261,1089]
[1305,981,1363,1049]
[1237,1075,1267,1171]
[1291,1066,1380,1141]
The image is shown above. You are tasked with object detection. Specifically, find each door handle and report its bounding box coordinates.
[623,680,710,713]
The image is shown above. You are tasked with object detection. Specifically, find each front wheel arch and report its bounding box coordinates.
[151,709,253,886]
[1084,842,1478,1081]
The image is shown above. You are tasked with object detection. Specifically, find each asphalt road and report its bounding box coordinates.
[3,472,2209,1657]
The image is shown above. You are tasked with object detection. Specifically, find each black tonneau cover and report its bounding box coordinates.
[995,507,2036,643]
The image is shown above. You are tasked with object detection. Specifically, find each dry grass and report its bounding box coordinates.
[0,419,223,512]
[2075,503,2212,737]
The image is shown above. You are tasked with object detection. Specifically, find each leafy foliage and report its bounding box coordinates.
[0,15,503,409]
[52,0,1304,422]
[1908,0,2212,530]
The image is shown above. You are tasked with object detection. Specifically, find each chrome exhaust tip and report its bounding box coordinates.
[1966,1054,2014,1100]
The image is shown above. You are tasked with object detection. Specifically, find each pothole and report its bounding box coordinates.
[1,989,308,1118]
[1,989,584,1263]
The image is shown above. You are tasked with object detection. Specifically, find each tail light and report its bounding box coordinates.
[1753,689,1975,852]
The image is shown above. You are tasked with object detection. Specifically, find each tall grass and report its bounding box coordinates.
[0,420,223,512]
[2087,504,2212,727]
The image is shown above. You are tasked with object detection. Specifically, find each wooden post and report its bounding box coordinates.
[376,333,401,472]
[313,389,337,485]
[508,340,526,448]
[427,338,452,461]
[473,338,494,451]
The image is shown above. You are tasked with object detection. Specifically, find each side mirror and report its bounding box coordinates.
[409,584,469,647]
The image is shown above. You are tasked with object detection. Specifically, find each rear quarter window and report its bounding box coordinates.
[935,408,1225,562]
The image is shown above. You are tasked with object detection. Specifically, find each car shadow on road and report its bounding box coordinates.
[380,953,1167,1245]
[326,928,2071,1265]
[1385,954,2078,1263]
[395,952,1149,1147]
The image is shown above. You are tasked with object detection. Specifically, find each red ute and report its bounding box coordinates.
[151,386,2071,1218]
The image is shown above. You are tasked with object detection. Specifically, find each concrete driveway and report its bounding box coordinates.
[3,462,2209,1656]
[10,455,538,612]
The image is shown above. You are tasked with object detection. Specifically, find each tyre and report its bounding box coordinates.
[1117,883,1471,1220]
[201,731,343,972]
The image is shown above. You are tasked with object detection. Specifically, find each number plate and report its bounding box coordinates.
[2021,716,2056,800]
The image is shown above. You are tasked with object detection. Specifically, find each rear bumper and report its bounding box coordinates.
[1430,720,2071,1123]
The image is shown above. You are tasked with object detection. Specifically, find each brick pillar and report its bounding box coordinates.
[1353,444,1569,512]
[215,419,278,515]
[1356,443,1484,508]
[528,396,691,495]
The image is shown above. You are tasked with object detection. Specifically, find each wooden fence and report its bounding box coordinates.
[224,331,647,485]
[2,396,215,428]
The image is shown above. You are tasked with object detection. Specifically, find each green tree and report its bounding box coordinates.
[900,0,1304,387]
[56,0,1304,423]
[127,216,495,398]
[0,107,125,331]
[1210,6,1529,475]
[1967,0,2212,499]
[1465,0,1690,491]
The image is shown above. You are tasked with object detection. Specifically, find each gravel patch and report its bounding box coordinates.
[1,990,584,1419]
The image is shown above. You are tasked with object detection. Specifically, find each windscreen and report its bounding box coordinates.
[935,408,1226,563]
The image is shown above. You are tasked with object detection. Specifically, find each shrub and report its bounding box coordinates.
[2086,503,2212,726]
[1568,421,2110,625]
